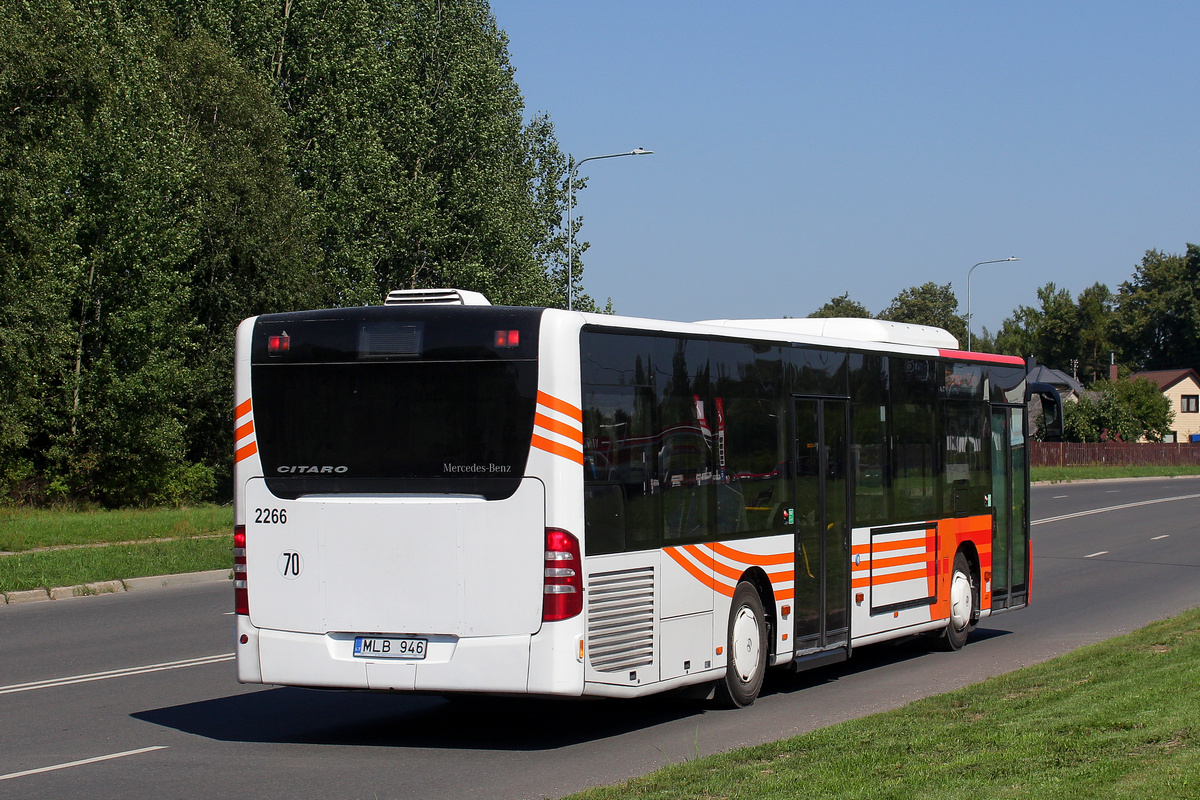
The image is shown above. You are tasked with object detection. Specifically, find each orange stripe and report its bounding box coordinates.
[851,568,930,590]
[693,546,750,582]
[668,546,790,600]
[870,553,934,571]
[537,391,583,423]
[873,536,929,552]
[534,412,583,445]
[709,542,793,566]
[853,538,928,558]
[235,420,254,442]
[867,567,929,587]
[665,546,714,589]
[235,440,258,464]
[531,433,584,465]
[235,398,252,419]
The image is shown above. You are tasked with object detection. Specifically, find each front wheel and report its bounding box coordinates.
[715,582,769,708]
[938,551,977,651]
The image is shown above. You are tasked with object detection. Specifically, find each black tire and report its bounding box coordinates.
[938,551,977,652]
[715,581,769,708]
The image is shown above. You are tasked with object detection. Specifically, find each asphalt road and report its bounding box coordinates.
[2,477,1198,800]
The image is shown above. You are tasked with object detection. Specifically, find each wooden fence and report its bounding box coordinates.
[1031,441,1200,468]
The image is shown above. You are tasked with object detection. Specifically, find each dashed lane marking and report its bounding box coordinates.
[1032,493,1200,526]
[0,746,168,782]
[0,654,234,696]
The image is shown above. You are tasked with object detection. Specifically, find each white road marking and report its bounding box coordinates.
[1085,551,1109,558]
[0,653,234,696]
[1152,535,1170,540]
[1032,493,1200,526]
[1106,490,1120,493]
[1052,495,1068,499]
[0,746,167,782]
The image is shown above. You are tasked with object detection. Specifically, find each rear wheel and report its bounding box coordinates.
[939,551,977,651]
[715,582,768,708]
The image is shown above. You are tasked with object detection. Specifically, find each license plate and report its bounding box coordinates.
[353,636,427,659]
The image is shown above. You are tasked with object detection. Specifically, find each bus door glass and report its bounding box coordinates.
[990,406,1029,608]
[793,397,850,652]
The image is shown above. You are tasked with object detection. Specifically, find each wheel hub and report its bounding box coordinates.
[730,606,761,682]
[949,570,973,631]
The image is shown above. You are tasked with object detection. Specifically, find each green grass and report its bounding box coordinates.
[1032,465,1200,483]
[569,609,1200,800]
[0,535,232,594]
[0,504,232,552]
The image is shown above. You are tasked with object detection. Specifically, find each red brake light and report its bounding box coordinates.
[234,525,248,615]
[494,330,520,348]
[268,332,290,354]
[543,528,583,622]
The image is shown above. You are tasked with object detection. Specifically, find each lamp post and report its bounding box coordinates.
[566,148,653,311]
[966,256,1020,351]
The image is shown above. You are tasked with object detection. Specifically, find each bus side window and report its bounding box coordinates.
[584,483,626,554]
[583,385,659,555]
[942,401,989,515]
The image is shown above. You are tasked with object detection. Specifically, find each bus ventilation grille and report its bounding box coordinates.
[586,566,655,673]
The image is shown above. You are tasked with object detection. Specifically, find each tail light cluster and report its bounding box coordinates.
[542,528,582,622]
[234,525,248,615]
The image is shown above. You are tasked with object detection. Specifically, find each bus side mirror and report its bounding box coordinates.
[1027,382,1063,441]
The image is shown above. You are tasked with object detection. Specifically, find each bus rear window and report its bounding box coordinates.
[251,307,541,499]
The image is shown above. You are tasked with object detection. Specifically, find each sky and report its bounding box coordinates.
[488,1,1200,339]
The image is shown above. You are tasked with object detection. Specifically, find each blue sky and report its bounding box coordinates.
[489,1,1200,340]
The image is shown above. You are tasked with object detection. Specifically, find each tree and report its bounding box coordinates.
[878,282,967,343]
[0,0,205,504]
[993,283,1076,368]
[189,0,583,309]
[1075,282,1117,382]
[1114,245,1200,374]
[808,292,871,319]
[1061,378,1173,443]
[155,25,325,497]
[992,282,1115,380]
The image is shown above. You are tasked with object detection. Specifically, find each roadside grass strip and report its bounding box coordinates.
[1031,465,1200,483]
[0,535,232,595]
[568,608,1200,800]
[0,504,232,552]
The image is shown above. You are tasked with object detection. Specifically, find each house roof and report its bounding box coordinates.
[1027,364,1085,396]
[1130,369,1200,392]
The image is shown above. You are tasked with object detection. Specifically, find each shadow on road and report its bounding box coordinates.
[132,687,710,750]
[133,626,1011,751]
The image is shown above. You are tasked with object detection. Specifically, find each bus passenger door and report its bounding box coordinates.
[792,397,850,653]
[990,406,1028,609]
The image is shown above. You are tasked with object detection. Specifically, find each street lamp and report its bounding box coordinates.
[966,256,1020,351]
[566,148,653,311]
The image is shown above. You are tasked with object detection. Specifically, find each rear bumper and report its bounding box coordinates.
[244,626,536,693]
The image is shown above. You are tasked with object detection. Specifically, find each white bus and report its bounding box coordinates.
[233,289,1057,707]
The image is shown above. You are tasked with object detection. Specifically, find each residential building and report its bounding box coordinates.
[1131,369,1200,443]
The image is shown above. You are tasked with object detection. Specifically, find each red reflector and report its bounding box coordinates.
[494,330,520,348]
[268,332,290,354]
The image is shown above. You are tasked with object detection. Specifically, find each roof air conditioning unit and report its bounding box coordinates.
[384,288,491,306]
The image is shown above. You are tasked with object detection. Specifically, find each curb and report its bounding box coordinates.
[1032,474,1200,486]
[1,569,232,606]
